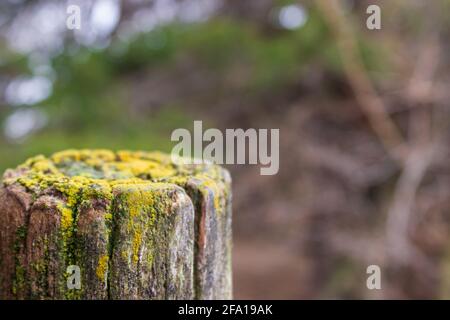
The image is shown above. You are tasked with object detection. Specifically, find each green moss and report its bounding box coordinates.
[29,237,51,299]
[15,226,27,242]
[12,265,25,295]
[12,226,28,296]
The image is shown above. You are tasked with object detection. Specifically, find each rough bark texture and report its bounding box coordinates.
[185,174,233,299]
[0,184,32,299]
[0,150,231,300]
[108,184,194,299]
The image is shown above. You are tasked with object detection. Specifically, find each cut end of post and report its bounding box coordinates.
[0,149,232,300]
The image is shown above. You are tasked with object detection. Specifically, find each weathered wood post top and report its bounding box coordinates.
[0,150,232,300]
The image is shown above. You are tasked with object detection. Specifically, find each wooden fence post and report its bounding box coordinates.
[0,150,232,300]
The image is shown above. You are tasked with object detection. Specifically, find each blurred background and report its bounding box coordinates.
[0,0,449,299]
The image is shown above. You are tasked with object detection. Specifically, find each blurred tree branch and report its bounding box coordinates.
[317,0,446,277]
[316,0,407,163]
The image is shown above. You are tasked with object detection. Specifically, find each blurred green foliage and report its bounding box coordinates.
[0,9,382,172]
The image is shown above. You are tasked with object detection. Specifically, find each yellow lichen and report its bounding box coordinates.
[59,206,74,232]
[200,178,223,213]
[131,229,142,265]
[4,149,229,250]
[119,187,155,218]
[6,149,229,218]
[96,255,109,281]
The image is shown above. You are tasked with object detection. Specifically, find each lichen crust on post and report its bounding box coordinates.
[0,149,232,300]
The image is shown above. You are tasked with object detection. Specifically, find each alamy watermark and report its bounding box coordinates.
[366,264,381,290]
[171,121,279,176]
[66,265,81,290]
[66,5,81,30]
[366,4,381,30]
